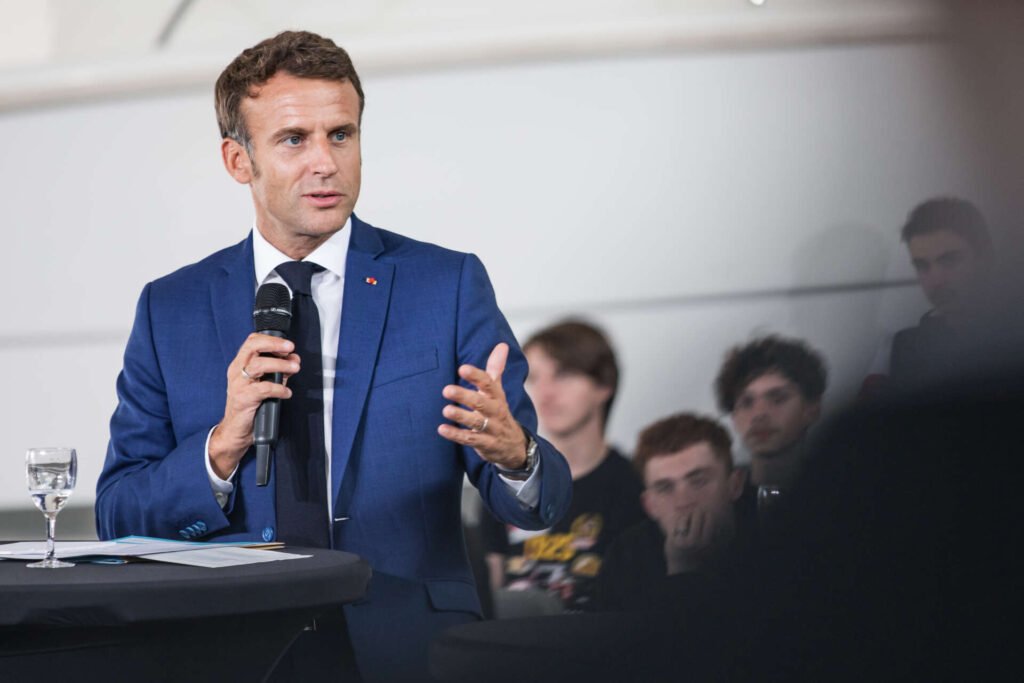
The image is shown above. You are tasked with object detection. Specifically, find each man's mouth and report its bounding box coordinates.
[304,192,343,208]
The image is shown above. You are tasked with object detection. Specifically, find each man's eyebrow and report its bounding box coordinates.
[271,126,309,140]
[683,467,711,481]
[330,123,359,135]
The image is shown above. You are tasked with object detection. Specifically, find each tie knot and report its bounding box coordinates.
[275,260,325,296]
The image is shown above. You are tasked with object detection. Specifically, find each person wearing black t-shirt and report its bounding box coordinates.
[480,320,644,613]
[599,413,749,613]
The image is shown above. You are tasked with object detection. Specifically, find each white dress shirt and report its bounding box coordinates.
[207,221,540,522]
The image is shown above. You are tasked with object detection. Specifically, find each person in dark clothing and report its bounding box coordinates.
[480,320,644,613]
[714,336,828,529]
[888,197,995,388]
[599,413,748,612]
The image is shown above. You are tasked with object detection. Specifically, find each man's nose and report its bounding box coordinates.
[309,138,338,176]
[673,488,696,509]
[750,398,771,420]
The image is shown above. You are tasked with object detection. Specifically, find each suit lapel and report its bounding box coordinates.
[211,233,257,368]
[331,217,394,508]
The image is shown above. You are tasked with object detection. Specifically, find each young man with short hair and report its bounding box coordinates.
[480,320,644,613]
[598,413,747,612]
[96,30,572,681]
[890,197,994,386]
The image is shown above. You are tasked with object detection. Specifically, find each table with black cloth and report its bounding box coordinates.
[0,547,370,682]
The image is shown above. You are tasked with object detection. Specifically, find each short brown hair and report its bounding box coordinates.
[633,413,733,481]
[901,197,992,255]
[214,30,365,151]
[524,319,619,426]
[714,336,827,414]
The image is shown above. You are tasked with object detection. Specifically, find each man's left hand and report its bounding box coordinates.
[438,342,529,470]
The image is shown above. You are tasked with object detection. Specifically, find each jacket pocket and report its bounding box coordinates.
[372,346,439,388]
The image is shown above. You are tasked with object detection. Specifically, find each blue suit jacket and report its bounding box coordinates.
[96,215,572,678]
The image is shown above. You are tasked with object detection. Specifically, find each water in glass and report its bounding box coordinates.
[25,447,77,568]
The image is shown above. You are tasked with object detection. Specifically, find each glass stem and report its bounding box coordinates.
[45,513,57,562]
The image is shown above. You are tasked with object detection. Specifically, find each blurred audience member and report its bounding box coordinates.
[715,336,827,501]
[480,321,643,614]
[598,414,748,612]
[889,197,994,387]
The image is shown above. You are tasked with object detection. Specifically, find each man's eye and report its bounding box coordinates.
[284,135,302,145]
[938,253,963,268]
[652,482,673,495]
[333,131,348,142]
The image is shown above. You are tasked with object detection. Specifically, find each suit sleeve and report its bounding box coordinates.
[95,283,232,541]
[453,253,572,530]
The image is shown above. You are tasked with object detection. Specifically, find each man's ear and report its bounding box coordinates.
[221,138,253,184]
[727,467,746,502]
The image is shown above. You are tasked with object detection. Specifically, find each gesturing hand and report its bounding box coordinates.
[437,343,528,470]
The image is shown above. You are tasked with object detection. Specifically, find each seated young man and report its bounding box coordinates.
[479,320,644,613]
[890,197,994,387]
[598,413,748,612]
[714,336,827,497]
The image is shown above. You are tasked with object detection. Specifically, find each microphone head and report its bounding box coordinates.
[253,283,292,333]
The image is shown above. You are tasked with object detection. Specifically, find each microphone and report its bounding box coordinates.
[252,283,292,486]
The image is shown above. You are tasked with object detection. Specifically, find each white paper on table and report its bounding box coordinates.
[138,546,310,568]
[0,541,119,559]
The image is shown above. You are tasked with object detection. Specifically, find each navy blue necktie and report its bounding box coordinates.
[273,260,330,548]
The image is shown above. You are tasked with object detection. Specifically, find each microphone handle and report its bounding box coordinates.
[253,328,287,486]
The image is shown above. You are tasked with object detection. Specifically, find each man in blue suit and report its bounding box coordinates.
[95,31,571,681]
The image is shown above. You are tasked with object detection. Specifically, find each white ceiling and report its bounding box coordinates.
[0,0,946,110]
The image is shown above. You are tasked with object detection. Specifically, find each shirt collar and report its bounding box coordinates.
[252,218,351,285]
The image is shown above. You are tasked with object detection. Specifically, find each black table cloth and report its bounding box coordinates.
[0,547,370,682]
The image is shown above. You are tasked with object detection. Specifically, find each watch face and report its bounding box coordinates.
[526,437,538,468]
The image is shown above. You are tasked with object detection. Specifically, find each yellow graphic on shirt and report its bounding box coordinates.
[570,553,602,577]
[569,514,603,550]
[523,533,575,562]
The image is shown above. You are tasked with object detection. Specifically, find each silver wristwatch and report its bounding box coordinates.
[496,427,538,481]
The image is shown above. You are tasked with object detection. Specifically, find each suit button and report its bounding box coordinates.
[195,521,207,533]
[544,503,555,520]
[179,529,191,539]
[262,527,274,542]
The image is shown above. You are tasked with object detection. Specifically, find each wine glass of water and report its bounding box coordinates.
[25,447,77,568]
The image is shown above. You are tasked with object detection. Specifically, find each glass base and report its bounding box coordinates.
[27,557,75,568]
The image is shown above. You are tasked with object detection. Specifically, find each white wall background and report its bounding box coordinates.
[0,35,990,522]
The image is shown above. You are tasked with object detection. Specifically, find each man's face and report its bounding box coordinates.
[641,442,743,539]
[525,346,612,440]
[222,72,361,256]
[731,371,819,457]
[907,229,983,317]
